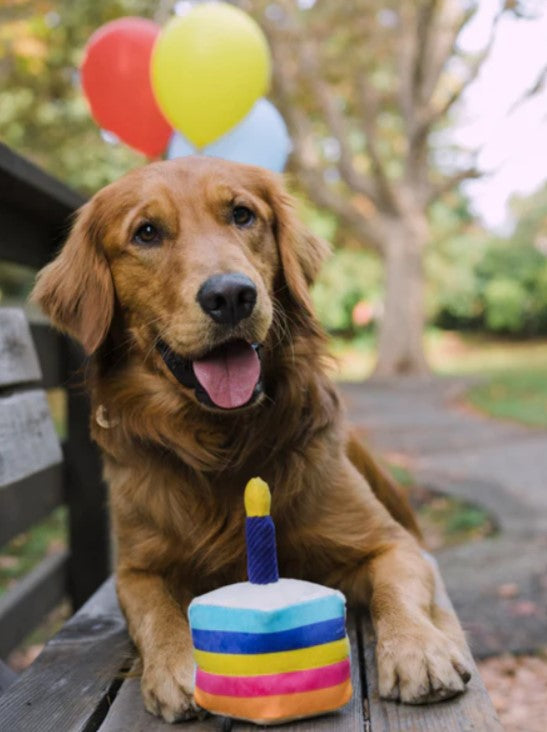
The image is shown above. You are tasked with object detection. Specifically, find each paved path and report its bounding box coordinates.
[340,378,547,658]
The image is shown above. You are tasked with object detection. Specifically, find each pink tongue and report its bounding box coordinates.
[193,342,260,409]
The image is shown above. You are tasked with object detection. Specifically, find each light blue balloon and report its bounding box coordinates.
[206,99,290,172]
[167,131,195,159]
[167,99,291,172]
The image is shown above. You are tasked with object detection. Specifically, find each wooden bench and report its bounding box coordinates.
[0,146,502,729]
[0,142,110,659]
[0,144,109,680]
[0,306,109,657]
[0,311,501,730]
[0,575,502,731]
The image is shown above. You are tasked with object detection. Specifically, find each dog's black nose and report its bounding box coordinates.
[197,273,257,326]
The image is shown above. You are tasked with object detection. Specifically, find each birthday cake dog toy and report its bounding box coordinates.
[188,477,353,725]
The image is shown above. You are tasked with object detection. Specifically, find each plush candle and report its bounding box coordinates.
[245,477,279,584]
[188,477,353,725]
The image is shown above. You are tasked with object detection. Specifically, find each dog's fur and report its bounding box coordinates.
[33,158,471,722]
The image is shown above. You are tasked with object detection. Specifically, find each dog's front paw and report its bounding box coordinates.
[376,622,472,705]
[141,654,199,723]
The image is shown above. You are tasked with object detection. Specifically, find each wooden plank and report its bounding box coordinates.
[0,577,133,732]
[0,389,62,488]
[64,339,110,609]
[0,201,59,269]
[0,659,17,695]
[0,551,68,658]
[0,143,84,270]
[359,557,502,731]
[0,308,41,388]
[99,675,225,732]
[0,143,84,218]
[29,322,65,390]
[100,616,367,732]
[0,463,64,546]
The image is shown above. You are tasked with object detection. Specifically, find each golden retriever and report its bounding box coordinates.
[32,157,471,722]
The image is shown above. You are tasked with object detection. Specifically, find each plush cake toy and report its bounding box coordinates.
[188,477,353,725]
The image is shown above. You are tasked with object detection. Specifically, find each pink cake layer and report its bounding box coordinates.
[196,658,350,697]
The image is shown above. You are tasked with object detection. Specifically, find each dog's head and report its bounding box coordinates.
[32,157,328,412]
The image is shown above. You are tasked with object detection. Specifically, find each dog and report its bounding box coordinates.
[32,157,471,722]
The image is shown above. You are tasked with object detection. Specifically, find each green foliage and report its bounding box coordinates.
[296,197,338,241]
[298,200,383,336]
[432,240,547,335]
[428,186,547,336]
[0,507,67,595]
[426,197,486,328]
[477,235,547,334]
[483,279,528,333]
[417,496,495,546]
[0,0,159,194]
[0,262,36,304]
[312,248,382,333]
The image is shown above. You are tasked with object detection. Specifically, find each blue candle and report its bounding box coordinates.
[244,478,279,584]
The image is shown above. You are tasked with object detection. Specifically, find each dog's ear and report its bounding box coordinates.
[269,185,330,314]
[31,200,114,354]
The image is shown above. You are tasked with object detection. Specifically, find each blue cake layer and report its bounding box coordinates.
[192,616,346,654]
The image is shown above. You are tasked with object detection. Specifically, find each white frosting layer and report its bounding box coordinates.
[191,578,345,611]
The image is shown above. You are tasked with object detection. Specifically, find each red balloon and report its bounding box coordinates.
[81,18,172,157]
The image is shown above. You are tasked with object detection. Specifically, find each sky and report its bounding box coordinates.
[454,4,547,231]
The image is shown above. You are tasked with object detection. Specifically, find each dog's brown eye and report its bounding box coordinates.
[232,206,255,228]
[133,223,162,246]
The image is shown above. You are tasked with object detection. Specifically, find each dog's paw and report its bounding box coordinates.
[376,622,472,705]
[141,656,199,723]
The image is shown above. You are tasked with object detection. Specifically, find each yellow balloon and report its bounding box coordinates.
[151,3,271,148]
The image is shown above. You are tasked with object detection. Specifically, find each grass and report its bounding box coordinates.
[0,507,68,596]
[1,507,69,670]
[428,331,547,376]
[386,462,496,550]
[416,494,495,550]
[467,371,547,428]
[328,329,547,382]
[429,331,547,428]
[330,330,547,429]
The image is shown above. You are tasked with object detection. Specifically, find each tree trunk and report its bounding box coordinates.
[373,216,430,377]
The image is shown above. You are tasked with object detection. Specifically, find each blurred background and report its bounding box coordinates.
[1,1,546,728]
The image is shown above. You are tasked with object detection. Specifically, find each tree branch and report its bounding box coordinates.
[355,76,400,213]
[428,166,482,205]
[255,0,388,250]
[396,4,419,130]
[284,102,385,251]
[282,8,380,207]
[418,2,477,107]
[421,6,505,132]
[303,55,379,203]
[412,0,440,106]
[507,62,547,115]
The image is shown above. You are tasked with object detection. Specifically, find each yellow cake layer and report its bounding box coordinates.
[194,637,350,675]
